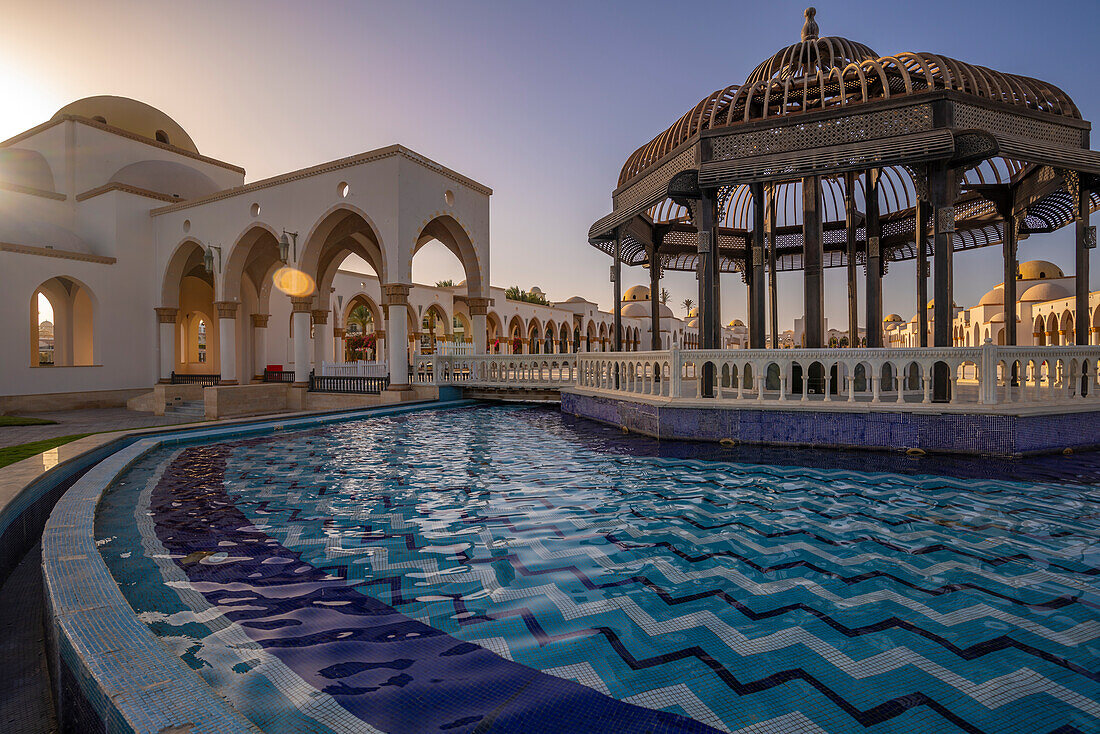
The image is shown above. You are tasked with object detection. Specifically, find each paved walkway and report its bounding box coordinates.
[0,408,200,449]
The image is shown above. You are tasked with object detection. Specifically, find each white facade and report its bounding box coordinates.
[0,96,730,408]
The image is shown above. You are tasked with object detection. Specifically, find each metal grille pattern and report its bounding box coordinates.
[953,104,1085,149]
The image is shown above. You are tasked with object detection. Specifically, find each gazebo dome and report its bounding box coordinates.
[978,285,1005,306]
[52,96,199,154]
[1018,260,1065,281]
[1020,282,1071,302]
[744,8,877,86]
[623,285,650,301]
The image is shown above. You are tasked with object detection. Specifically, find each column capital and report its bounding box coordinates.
[467,297,492,315]
[250,313,270,328]
[291,297,313,313]
[382,283,412,306]
[374,330,386,340]
[155,307,178,324]
[333,327,346,338]
[214,301,240,319]
[311,309,329,325]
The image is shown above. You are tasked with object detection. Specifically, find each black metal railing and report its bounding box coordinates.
[170,372,220,386]
[263,369,296,383]
[309,371,389,394]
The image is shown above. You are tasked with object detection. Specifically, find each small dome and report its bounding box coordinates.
[0,149,55,191]
[1018,260,1065,281]
[745,9,878,87]
[619,302,650,318]
[687,318,699,328]
[688,306,699,317]
[52,96,198,154]
[989,313,1021,323]
[623,285,650,301]
[978,285,1004,306]
[529,286,545,295]
[883,313,903,322]
[563,295,588,303]
[926,298,958,309]
[1020,282,1072,302]
[728,319,745,327]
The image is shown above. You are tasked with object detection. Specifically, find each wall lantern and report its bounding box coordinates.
[203,244,222,274]
[279,230,299,263]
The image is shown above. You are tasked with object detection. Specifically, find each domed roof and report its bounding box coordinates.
[728,319,745,327]
[623,285,650,301]
[926,299,958,309]
[617,9,1078,188]
[687,318,699,328]
[989,313,1021,323]
[1018,260,1065,281]
[52,96,198,154]
[620,302,650,318]
[978,285,1005,306]
[529,286,545,295]
[688,306,699,317]
[883,313,903,322]
[745,8,877,86]
[563,295,589,304]
[1020,282,1072,302]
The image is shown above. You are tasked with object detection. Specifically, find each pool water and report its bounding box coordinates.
[96,404,1100,733]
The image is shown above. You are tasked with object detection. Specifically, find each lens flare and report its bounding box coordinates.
[272,267,316,298]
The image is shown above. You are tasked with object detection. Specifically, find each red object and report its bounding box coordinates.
[267,364,283,371]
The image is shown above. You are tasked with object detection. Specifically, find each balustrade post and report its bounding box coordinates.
[871,374,880,403]
[669,348,681,398]
[979,338,998,405]
[847,371,855,403]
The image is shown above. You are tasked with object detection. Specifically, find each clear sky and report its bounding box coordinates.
[3,0,1097,329]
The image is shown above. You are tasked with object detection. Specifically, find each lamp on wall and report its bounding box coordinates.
[203,245,222,274]
[279,230,299,263]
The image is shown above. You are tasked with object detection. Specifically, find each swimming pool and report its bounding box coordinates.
[95,404,1100,733]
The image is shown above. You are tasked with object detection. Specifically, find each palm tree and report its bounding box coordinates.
[347,305,373,335]
[660,287,670,305]
[682,298,694,316]
[435,279,455,287]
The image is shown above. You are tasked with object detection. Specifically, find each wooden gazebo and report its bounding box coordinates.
[589,7,1099,398]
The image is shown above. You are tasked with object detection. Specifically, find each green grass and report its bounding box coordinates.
[0,415,57,427]
[0,434,91,469]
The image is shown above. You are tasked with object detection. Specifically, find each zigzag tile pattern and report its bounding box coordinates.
[101,405,1100,733]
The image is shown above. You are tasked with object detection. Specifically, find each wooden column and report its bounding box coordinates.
[1075,175,1091,345]
[916,198,930,347]
[1003,211,1018,345]
[749,182,766,349]
[649,244,662,350]
[612,236,623,352]
[929,163,955,401]
[767,185,779,348]
[864,169,883,347]
[802,175,824,348]
[698,189,720,397]
[845,171,859,347]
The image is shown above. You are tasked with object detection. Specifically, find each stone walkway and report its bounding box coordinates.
[0,408,200,449]
[0,544,57,734]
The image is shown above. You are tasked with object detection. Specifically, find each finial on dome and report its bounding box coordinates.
[801,7,819,41]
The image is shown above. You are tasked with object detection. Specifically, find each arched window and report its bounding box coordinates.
[31,277,95,367]
[155,129,170,145]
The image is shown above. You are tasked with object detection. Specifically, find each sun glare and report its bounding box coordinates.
[272,267,316,298]
[37,292,54,324]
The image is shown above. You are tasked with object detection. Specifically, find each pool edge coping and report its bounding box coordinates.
[40,399,476,734]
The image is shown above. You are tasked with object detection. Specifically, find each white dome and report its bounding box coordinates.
[1020,282,1072,302]
[978,285,1004,306]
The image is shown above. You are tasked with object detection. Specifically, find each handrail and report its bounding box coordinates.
[575,343,1100,407]
[413,353,577,388]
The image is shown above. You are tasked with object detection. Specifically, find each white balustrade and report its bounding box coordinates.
[321,361,388,378]
[413,353,577,387]
[574,342,1100,411]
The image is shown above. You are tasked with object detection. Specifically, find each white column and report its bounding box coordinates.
[291,298,313,385]
[251,313,269,380]
[155,307,177,382]
[469,299,489,355]
[384,284,411,388]
[334,328,346,364]
[215,301,239,385]
[312,309,330,372]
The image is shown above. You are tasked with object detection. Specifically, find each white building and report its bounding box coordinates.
[0,96,735,412]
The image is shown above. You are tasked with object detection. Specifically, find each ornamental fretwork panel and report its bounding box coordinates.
[952,103,1085,149]
[612,145,698,217]
[709,104,933,161]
